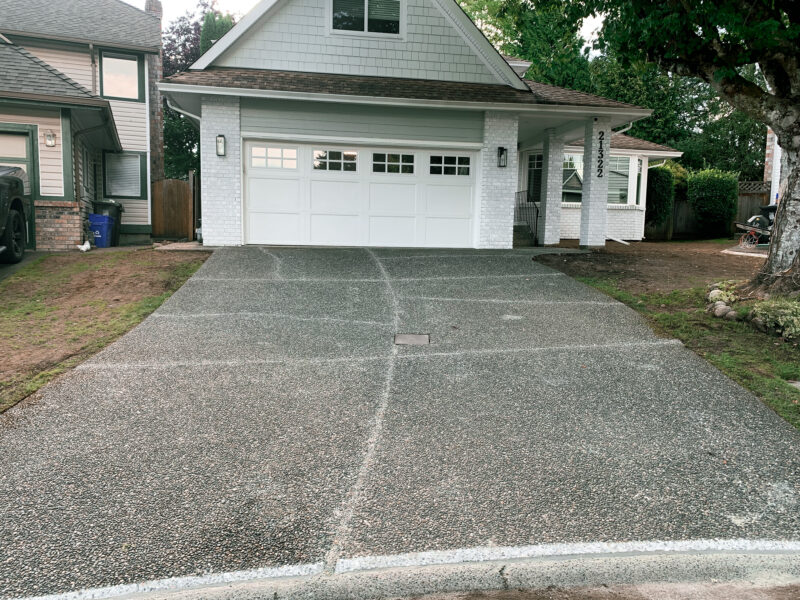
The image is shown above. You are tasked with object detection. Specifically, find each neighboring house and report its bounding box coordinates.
[160,0,677,249]
[0,0,163,251]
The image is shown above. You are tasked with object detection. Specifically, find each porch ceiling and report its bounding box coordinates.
[518,111,646,150]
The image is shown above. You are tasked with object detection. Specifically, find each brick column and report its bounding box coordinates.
[200,95,241,246]
[579,117,611,248]
[145,0,164,182]
[478,111,519,249]
[537,128,564,246]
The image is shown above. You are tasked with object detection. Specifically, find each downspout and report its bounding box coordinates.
[166,98,200,125]
[612,122,633,136]
[90,43,97,95]
[648,160,667,169]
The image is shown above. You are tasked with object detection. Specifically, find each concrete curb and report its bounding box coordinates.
[128,551,800,600]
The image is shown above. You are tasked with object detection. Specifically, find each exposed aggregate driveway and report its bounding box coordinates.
[0,247,798,598]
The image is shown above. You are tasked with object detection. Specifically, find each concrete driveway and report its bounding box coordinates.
[0,247,798,599]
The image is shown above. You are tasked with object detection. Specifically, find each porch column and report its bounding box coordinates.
[537,128,564,245]
[579,117,611,248]
[478,111,519,249]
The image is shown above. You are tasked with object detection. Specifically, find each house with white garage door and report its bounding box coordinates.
[159,0,681,249]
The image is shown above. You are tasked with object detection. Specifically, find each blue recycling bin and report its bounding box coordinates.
[88,213,114,248]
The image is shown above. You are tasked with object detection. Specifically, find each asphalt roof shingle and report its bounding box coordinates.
[0,42,96,99]
[164,68,647,110]
[569,133,681,154]
[0,0,161,51]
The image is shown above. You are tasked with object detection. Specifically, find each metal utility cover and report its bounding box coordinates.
[394,334,430,346]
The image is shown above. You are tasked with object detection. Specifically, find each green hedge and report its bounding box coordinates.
[645,166,674,227]
[665,160,688,204]
[688,169,739,236]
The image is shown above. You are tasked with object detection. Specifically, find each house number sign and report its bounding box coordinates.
[597,130,605,178]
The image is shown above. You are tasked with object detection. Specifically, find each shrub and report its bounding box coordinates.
[664,160,688,204]
[645,166,674,227]
[687,169,738,236]
[752,299,800,340]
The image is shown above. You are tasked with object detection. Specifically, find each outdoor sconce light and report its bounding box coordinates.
[44,130,56,148]
[216,134,226,156]
[497,146,508,168]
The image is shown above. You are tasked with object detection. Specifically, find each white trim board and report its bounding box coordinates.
[239,131,483,150]
[189,0,528,90]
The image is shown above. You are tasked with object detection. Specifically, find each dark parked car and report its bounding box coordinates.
[0,166,30,263]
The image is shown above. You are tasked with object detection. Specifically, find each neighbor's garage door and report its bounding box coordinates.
[244,140,476,247]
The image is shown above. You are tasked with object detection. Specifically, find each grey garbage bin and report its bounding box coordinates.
[92,200,124,246]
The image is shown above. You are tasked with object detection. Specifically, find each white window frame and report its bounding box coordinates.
[372,151,415,175]
[429,154,471,176]
[313,148,359,173]
[250,145,298,170]
[326,0,406,40]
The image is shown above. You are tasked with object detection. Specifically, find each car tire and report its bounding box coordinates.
[0,209,25,264]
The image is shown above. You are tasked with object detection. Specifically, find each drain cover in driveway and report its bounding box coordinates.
[394,334,430,345]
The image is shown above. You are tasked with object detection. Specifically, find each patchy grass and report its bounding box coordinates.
[0,248,208,413]
[577,275,800,430]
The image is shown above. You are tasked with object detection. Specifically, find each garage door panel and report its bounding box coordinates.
[245,140,475,248]
[368,182,416,214]
[425,217,472,247]
[370,216,416,246]
[426,185,473,217]
[311,214,362,245]
[310,180,362,214]
[249,212,301,244]
[249,178,302,213]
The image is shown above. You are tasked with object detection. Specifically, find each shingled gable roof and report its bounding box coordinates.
[189,0,528,90]
[0,41,98,102]
[161,68,650,111]
[0,0,161,52]
[568,133,682,155]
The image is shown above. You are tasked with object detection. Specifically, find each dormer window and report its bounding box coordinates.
[332,0,400,35]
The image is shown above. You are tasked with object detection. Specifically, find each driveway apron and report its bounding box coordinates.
[0,247,798,598]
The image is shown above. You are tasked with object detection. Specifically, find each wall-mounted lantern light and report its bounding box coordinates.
[44,130,57,148]
[216,134,226,157]
[497,146,508,168]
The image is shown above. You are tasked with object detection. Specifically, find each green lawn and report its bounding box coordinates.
[579,277,800,430]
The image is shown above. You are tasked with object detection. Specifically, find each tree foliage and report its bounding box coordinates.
[645,166,674,227]
[200,11,235,55]
[688,169,739,237]
[162,1,235,180]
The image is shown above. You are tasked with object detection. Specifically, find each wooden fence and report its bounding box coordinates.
[645,181,770,240]
[151,179,194,240]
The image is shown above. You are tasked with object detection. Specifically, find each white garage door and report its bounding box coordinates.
[244,140,476,247]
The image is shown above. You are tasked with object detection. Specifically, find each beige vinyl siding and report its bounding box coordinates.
[119,197,148,225]
[0,106,64,196]
[23,44,94,91]
[240,99,484,144]
[109,100,148,151]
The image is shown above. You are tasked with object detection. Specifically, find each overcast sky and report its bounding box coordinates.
[122,0,259,25]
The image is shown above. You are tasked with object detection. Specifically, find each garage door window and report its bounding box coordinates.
[251,146,297,169]
[430,155,470,176]
[314,150,357,172]
[372,152,414,174]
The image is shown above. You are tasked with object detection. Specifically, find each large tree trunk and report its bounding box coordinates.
[755,136,800,294]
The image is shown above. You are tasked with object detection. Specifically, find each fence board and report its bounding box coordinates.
[151,179,193,239]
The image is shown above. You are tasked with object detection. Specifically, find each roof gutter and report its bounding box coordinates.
[158,82,653,119]
[0,92,110,108]
[166,97,201,126]
[1,30,159,54]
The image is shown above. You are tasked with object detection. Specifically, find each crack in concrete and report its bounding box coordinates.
[322,249,400,574]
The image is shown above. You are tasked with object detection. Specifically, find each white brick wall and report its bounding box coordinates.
[200,95,242,246]
[478,111,518,249]
[579,117,611,247]
[214,0,499,84]
[561,204,645,241]
[537,129,564,245]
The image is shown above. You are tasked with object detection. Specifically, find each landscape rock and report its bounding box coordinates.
[725,311,740,321]
[752,317,766,331]
[708,289,725,302]
[714,305,732,318]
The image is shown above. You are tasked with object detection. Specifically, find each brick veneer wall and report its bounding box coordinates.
[200,95,242,246]
[35,200,82,251]
[478,111,519,249]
